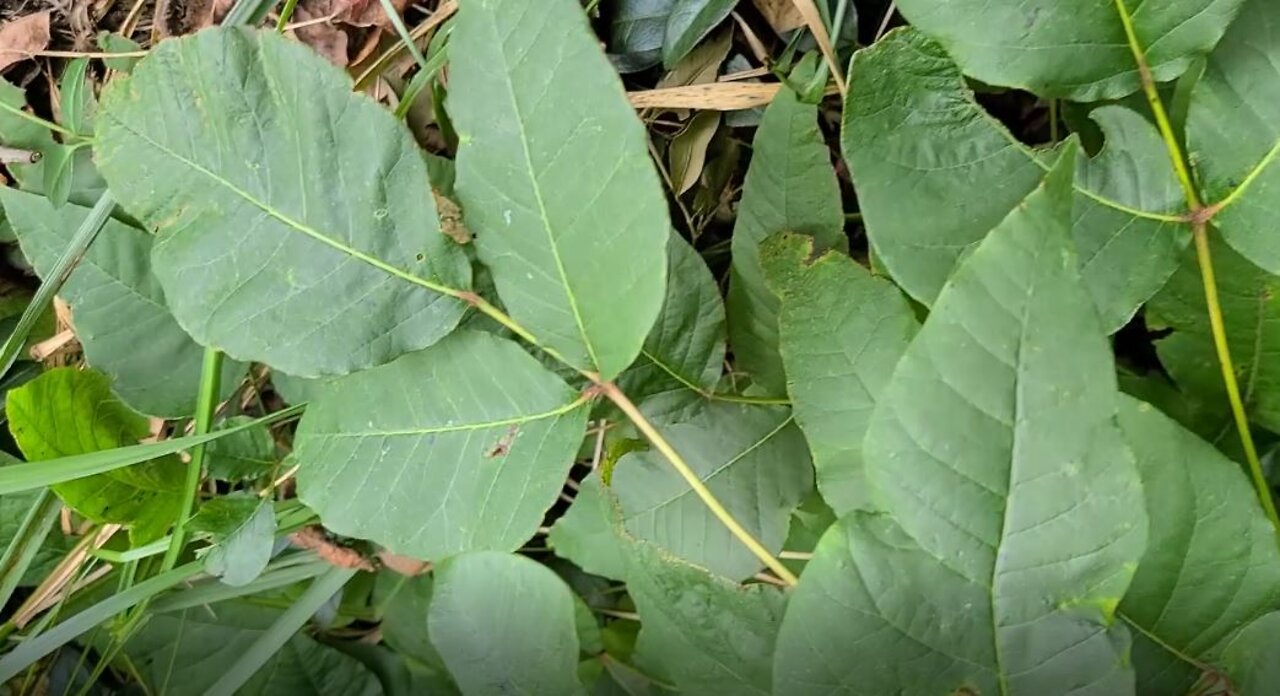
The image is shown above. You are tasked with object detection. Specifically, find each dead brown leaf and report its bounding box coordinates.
[435,191,471,244]
[293,0,352,66]
[334,0,409,27]
[291,526,375,571]
[0,11,50,73]
[751,0,806,34]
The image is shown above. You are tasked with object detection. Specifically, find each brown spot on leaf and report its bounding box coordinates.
[485,424,520,459]
[435,191,472,244]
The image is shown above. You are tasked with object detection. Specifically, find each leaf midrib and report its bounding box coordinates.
[481,8,601,372]
[311,396,587,439]
[102,116,464,302]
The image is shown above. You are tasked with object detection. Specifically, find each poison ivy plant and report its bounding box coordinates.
[612,402,811,579]
[1,190,245,417]
[1116,396,1280,693]
[12,0,1280,693]
[764,232,918,515]
[894,0,1243,100]
[429,551,584,695]
[95,28,472,378]
[450,0,669,380]
[774,148,1149,693]
[728,62,844,393]
[295,330,589,560]
[844,28,1186,332]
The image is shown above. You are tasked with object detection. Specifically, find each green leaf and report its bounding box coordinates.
[1146,234,1280,432]
[451,0,670,380]
[844,28,1187,332]
[2,190,245,418]
[95,27,471,378]
[8,368,183,544]
[1186,0,1280,273]
[624,541,785,695]
[206,415,278,482]
[606,0,676,73]
[295,330,589,560]
[613,402,812,579]
[728,73,844,394]
[764,232,918,515]
[188,494,276,587]
[59,57,95,136]
[97,31,142,73]
[0,80,60,191]
[663,0,736,68]
[774,146,1148,693]
[377,573,453,681]
[549,472,629,581]
[121,602,381,695]
[1219,612,1280,693]
[616,235,725,406]
[1115,396,1280,694]
[894,0,1243,100]
[429,551,585,695]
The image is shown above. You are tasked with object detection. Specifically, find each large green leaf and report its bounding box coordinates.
[1146,234,1280,432]
[450,0,669,380]
[8,368,183,544]
[612,402,812,579]
[95,27,471,378]
[616,235,725,407]
[663,0,736,68]
[774,147,1148,693]
[844,28,1186,332]
[206,415,278,482]
[895,0,1243,100]
[1,190,245,418]
[121,602,382,695]
[1116,396,1280,694]
[1187,0,1280,273]
[727,75,844,394]
[429,551,584,695]
[295,330,589,560]
[376,573,453,684]
[764,232,918,515]
[625,540,785,695]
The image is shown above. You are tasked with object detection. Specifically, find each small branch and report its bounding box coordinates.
[599,381,799,586]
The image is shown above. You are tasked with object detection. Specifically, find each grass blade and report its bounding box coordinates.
[149,556,330,614]
[0,561,204,683]
[0,192,114,379]
[0,489,59,610]
[203,566,358,696]
[0,404,304,496]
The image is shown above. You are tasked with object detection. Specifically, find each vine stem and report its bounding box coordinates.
[1114,0,1280,539]
[599,380,799,586]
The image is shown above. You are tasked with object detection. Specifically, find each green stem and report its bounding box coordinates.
[0,101,79,140]
[0,192,114,378]
[275,0,300,31]
[1114,0,1280,541]
[159,349,224,574]
[0,489,59,611]
[1192,224,1280,533]
[601,381,798,586]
